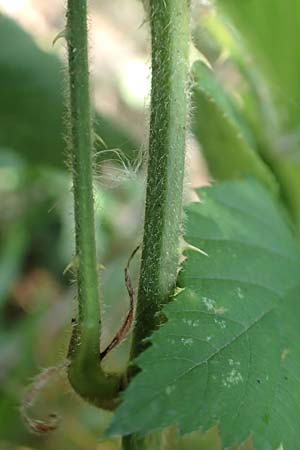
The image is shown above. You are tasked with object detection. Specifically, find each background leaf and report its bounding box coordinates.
[0,15,138,169]
[109,179,300,450]
[215,0,300,132]
[210,0,300,225]
[192,61,278,195]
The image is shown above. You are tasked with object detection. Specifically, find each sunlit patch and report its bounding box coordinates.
[120,58,150,108]
[0,0,28,15]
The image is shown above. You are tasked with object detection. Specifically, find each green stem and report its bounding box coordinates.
[66,0,119,410]
[132,0,190,357]
[122,0,190,446]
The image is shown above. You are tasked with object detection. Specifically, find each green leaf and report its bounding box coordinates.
[192,61,278,196]
[215,0,300,133]
[109,179,300,450]
[210,1,300,226]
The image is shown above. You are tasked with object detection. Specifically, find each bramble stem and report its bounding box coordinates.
[122,0,190,447]
[131,0,190,358]
[66,0,119,409]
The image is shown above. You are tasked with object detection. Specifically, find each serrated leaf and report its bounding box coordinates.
[109,179,300,450]
[192,61,278,196]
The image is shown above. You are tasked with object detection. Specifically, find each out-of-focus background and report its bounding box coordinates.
[0,2,146,449]
[0,1,147,449]
[1,0,300,448]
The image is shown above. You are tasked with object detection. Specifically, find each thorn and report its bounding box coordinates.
[52,30,66,47]
[173,287,185,297]
[63,255,79,275]
[184,243,208,257]
[94,133,108,149]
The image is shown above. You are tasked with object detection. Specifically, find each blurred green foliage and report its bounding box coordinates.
[0,15,138,169]
[0,12,141,450]
[192,0,300,227]
[192,61,278,194]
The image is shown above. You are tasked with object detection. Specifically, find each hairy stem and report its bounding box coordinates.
[132,0,190,357]
[66,0,119,409]
[122,0,190,447]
